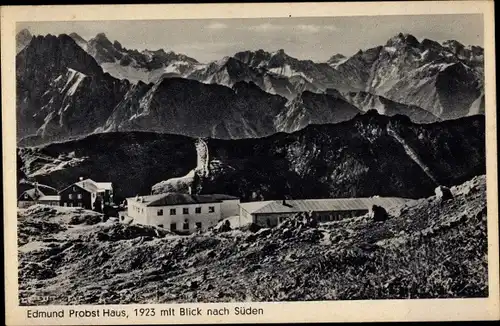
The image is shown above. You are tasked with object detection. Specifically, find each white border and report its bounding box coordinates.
[2,1,498,324]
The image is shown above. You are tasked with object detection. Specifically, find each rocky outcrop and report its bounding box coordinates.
[435,185,453,201]
[18,113,484,203]
[370,205,389,222]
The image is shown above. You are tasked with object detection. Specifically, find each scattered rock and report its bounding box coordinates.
[213,220,232,234]
[370,205,389,222]
[187,280,198,290]
[435,185,453,201]
[256,228,271,238]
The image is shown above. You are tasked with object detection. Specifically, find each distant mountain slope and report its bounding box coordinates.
[276,91,362,133]
[71,32,200,83]
[335,33,484,119]
[342,91,439,123]
[16,34,130,143]
[16,32,485,145]
[16,29,33,54]
[19,114,485,203]
[97,78,288,139]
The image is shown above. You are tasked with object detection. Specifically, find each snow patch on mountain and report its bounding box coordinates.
[64,69,87,96]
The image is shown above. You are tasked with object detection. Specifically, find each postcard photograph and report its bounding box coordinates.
[2,1,499,324]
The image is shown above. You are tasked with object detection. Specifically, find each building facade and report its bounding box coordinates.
[18,188,60,208]
[126,193,240,233]
[239,197,410,228]
[59,178,113,210]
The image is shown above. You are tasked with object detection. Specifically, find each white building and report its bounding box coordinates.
[126,193,240,233]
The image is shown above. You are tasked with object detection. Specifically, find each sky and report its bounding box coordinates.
[18,14,483,63]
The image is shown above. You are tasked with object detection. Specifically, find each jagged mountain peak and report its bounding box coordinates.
[327,53,347,67]
[421,38,443,50]
[386,32,420,48]
[443,39,465,49]
[69,32,86,42]
[16,28,32,40]
[93,32,111,42]
[273,48,287,56]
[113,40,123,51]
[16,28,33,53]
[328,53,346,60]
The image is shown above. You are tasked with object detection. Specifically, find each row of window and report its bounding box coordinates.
[157,206,215,216]
[132,206,144,214]
[158,221,202,231]
[63,202,83,207]
[68,194,83,200]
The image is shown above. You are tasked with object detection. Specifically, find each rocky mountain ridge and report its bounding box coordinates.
[16,31,485,145]
[18,113,485,203]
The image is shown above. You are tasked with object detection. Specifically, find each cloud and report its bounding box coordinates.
[296,24,338,33]
[296,24,320,33]
[247,23,285,32]
[247,23,338,33]
[176,41,232,51]
[206,22,228,30]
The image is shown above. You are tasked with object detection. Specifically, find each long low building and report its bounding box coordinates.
[126,192,240,233]
[238,197,410,228]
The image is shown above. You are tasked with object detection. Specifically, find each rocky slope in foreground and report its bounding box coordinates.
[18,175,488,304]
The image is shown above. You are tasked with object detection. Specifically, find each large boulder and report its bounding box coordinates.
[370,205,389,222]
[435,185,453,201]
[212,219,231,234]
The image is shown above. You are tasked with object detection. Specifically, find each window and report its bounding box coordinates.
[68,203,73,207]
[24,193,29,199]
[183,221,189,230]
[77,203,82,207]
[170,223,177,231]
[208,206,215,213]
[195,207,201,214]
[170,208,176,215]
[195,222,202,229]
[158,224,164,228]
[68,194,73,200]
[73,186,77,191]
[77,194,82,199]
[183,208,189,214]
[63,203,67,207]
[157,209,163,216]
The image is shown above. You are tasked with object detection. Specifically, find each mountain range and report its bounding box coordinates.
[16,29,484,145]
[18,112,485,202]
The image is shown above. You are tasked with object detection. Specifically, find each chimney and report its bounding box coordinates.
[79,177,84,181]
[188,185,192,195]
[282,198,286,206]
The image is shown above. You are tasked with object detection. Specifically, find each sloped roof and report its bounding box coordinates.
[18,188,45,201]
[94,181,112,191]
[239,201,275,214]
[59,179,112,194]
[127,193,239,207]
[39,195,60,201]
[240,197,409,215]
